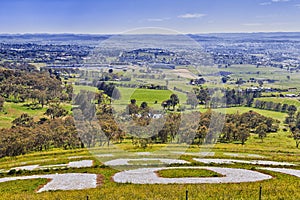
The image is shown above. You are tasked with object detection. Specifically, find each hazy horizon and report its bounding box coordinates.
[1,31,300,35]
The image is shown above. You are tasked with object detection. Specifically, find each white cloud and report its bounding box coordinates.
[147,18,170,22]
[272,0,290,2]
[259,2,272,5]
[178,13,206,19]
[295,4,300,7]
[260,0,290,6]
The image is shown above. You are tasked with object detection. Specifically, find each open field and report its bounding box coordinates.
[255,97,300,109]
[0,102,47,128]
[220,64,300,90]
[73,85,98,94]
[198,106,288,123]
[0,102,72,129]
[114,87,187,110]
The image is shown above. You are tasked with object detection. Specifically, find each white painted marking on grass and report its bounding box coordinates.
[68,160,93,168]
[37,173,97,192]
[96,154,114,157]
[172,151,215,157]
[11,165,39,171]
[0,173,97,192]
[224,153,264,158]
[104,158,190,166]
[8,160,94,172]
[113,167,272,184]
[68,156,86,159]
[247,154,265,158]
[251,160,295,166]
[135,152,152,155]
[194,158,295,166]
[223,153,239,157]
[260,167,300,178]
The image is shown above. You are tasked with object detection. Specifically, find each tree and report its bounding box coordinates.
[127,99,139,115]
[161,100,171,110]
[65,84,73,101]
[186,92,198,109]
[221,76,228,83]
[288,105,297,116]
[256,123,268,142]
[258,80,264,87]
[237,124,250,145]
[292,130,300,148]
[285,105,297,124]
[45,104,68,119]
[170,94,179,111]
[139,102,150,118]
[0,96,4,111]
[281,104,288,112]
[12,113,34,128]
[289,112,300,148]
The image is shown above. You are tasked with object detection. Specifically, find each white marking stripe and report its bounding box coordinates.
[0,173,97,192]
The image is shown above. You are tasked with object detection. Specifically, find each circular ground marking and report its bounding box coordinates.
[113,166,272,184]
[260,167,300,178]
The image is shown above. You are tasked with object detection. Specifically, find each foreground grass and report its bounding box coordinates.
[0,179,48,193]
[0,171,299,200]
[0,141,298,200]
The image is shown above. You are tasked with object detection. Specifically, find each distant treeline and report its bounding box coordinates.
[254,100,297,113]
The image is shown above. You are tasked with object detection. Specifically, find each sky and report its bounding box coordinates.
[1,0,300,34]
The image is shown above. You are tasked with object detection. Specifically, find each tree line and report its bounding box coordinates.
[254,100,297,113]
[0,105,82,157]
[190,87,261,109]
[285,108,300,148]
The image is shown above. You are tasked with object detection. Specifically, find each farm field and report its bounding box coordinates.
[114,87,187,110]
[220,64,300,90]
[255,97,300,109]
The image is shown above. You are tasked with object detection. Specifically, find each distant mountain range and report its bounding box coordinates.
[1,32,300,44]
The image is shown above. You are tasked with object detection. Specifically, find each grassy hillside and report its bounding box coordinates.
[255,97,300,109]
[0,102,47,128]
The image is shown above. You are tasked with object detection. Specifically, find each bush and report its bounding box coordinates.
[8,169,16,175]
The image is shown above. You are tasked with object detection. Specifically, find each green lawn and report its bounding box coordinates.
[198,106,287,122]
[0,102,48,128]
[114,87,187,110]
[73,85,98,94]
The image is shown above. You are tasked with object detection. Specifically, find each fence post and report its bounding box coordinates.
[259,185,262,200]
[186,190,188,200]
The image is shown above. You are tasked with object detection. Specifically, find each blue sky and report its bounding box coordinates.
[1,0,300,34]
